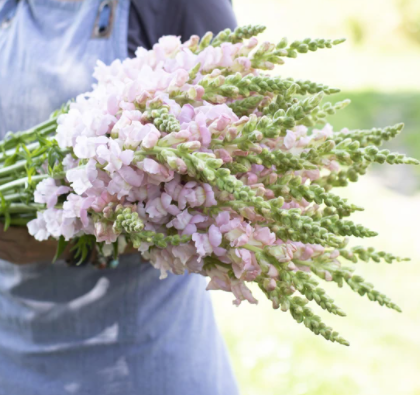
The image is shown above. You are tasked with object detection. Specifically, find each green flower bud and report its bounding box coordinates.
[198,31,213,51]
[188,62,201,83]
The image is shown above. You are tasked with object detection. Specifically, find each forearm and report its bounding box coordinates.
[0,224,69,265]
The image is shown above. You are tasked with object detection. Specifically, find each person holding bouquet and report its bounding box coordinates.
[0,1,239,394]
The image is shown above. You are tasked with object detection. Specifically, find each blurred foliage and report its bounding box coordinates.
[329,91,420,190]
[346,18,366,46]
[234,0,420,91]
[397,0,420,45]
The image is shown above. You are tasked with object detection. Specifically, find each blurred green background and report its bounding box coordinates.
[210,1,420,394]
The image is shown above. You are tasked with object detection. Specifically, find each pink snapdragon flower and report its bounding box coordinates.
[206,266,232,292]
[228,248,260,280]
[43,208,77,240]
[96,139,134,173]
[66,159,98,195]
[167,210,207,235]
[73,135,108,159]
[94,220,118,244]
[146,193,180,221]
[62,154,79,171]
[252,227,276,246]
[119,122,161,150]
[107,173,134,199]
[145,247,174,279]
[112,110,142,133]
[137,158,174,185]
[266,242,297,262]
[312,123,334,141]
[27,212,49,241]
[192,223,226,261]
[63,194,96,227]
[171,243,201,272]
[34,178,71,209]
[231,280,258,306]
[284,130,297,150]
[56,108,85,148]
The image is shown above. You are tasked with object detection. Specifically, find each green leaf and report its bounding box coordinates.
[113,241,119,260]
[0,192,6,211]
[0,192,11,231]
[53,235,69,263]
[70,235,95,265]
[3,212,11,232]
[25,166,36,184]
[21,143,32,160]
[3,145,20,166]
[48,149,56,170]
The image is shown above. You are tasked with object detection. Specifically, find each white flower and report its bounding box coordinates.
[96,139,134,173]
[27,212,49,241]
[73,135,108,159]
[66,160,97,195]
[34,178,71,208]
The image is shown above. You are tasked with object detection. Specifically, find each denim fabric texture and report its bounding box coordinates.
[0,1,239,393]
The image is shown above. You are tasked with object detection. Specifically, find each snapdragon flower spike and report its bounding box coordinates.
[331,123,405,147]
[0,26,418,346]
[339,245,409,264]
[210,25,267,47]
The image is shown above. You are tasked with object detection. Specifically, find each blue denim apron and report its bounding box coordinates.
[0,1,239,394]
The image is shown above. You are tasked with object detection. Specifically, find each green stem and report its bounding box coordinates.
[2,192,27,202]
[203,256,233,271]
[0,173,56,193]
[148,146,176,153]
[10,119,56,140]
[293,259,312,267]
[38,123,57,135]
[9,217,35,226]
[2,203,44,214]
[0,147,71,177]
[0,159,30,177]
[0,176,14,186]
[243,244,263,253]
[0,122,57,151]
[0,141,54,163]
[0,141,40,162]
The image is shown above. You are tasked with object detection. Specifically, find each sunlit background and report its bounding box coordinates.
[211,1,420,394]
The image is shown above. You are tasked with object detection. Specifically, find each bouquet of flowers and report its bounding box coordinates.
[0,26,417,345]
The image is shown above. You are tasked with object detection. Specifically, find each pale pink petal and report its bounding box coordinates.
[118,166,143,187]
[284,130,296,149]
[192,233,213,261]
[254,227,276,246]
[120,149,134,166]
[178,104,195,124]
[142,158,161,174]
[209,224,222,248]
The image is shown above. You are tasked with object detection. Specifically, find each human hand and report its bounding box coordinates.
[0,225,64,265]
[0,224,140,265]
